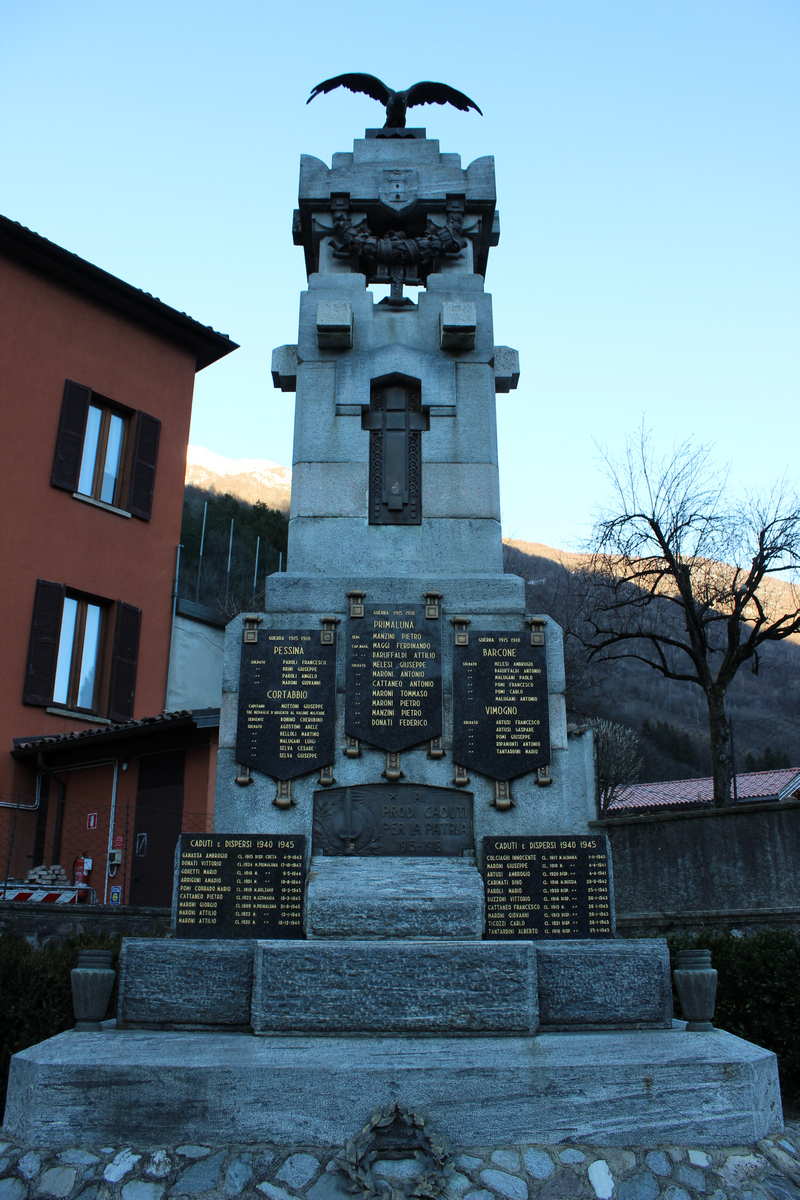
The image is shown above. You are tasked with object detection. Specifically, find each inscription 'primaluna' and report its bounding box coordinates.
[345,602,442,752]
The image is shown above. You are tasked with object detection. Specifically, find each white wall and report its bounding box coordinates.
[167,614,225,711]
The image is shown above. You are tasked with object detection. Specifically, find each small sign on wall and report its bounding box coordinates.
[86,813,98,830]
[112,834,125,849]
[109,886,121,906]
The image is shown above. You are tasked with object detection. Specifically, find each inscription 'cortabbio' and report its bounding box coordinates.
[313,784,473,857]
[236,630,336,780]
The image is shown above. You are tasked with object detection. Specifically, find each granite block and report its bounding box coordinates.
[271,345,298,392]
[535,939,672,1029]
[316,300,353,348]
[117,939,254,1029]
[440,302,477,351]
[305,856,484,940]
[422,462,500,520]
[289,461,368,519]
[251,940,538,1033]
[287,516,504,576]
[259,573,527,614]
[215,741,591,845]
[334,343,457,408]
[4,1027,782,1147]
[493,347,520,393]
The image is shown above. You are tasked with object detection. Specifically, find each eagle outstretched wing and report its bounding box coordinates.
[406,81,482,115]
[307,74,392,105]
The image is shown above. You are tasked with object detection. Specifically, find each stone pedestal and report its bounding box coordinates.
[112,935,672,1033]
[5,1026,782,1148]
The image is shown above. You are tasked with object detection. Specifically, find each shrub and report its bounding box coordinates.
[667,929,800,1109]
[0,930,127,1118]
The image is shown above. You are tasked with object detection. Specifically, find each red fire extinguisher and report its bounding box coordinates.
[73,854,92,901]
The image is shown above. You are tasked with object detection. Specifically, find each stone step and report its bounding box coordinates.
[252,940,537,1033]
[118,940,253,1030]
[305,855,484,940]
[536,939,673,1030]
[116,937,671,1033]
[4,1027,782,1147]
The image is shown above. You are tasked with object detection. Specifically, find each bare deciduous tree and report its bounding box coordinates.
[583,427,800,807]
[502,542,603,720]
[586,718,643,815]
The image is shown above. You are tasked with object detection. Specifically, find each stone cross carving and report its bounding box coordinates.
[361,380,429,524]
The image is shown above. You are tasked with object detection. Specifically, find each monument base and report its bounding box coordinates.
[4,1024,782,1147]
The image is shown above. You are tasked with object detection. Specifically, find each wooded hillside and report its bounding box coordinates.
[503,541,800,782]
[179,485,288,615]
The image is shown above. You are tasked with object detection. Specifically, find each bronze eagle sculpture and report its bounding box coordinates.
[307,74,482,129]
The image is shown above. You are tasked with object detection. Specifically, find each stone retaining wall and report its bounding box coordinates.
[594,800,800,934]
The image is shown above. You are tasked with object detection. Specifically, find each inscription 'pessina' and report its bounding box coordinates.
[236,630,336,780]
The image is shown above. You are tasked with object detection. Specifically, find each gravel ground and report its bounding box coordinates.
[0,1120,798,1200]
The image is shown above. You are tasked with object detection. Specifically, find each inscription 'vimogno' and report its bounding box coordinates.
[313,784,473,857]
[453,632,550,781]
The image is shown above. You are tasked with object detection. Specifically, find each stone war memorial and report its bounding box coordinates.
[4,80,783,1153]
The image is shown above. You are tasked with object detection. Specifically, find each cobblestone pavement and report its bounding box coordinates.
[0,1122,798,1200]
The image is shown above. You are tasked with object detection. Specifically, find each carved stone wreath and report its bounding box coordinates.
[334,1102,450,1200]
[331,209,466,270]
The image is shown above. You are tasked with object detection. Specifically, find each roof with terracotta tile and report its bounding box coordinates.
[608,767,800,813]
[0,214,237,370]
[11,709,219,757]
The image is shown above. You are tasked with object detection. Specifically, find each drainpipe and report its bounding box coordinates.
[165,543,182,712]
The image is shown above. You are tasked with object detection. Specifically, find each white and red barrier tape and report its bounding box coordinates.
[1,888,79,903]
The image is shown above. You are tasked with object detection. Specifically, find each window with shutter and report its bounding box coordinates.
[107,601,142,722]
[51,382,91,491]
[127,412,161,520]
[24,583,140,719]
[51,380,160,518]
[24,580,66,704]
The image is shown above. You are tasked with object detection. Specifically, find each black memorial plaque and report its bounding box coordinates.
[174,833,306,939]
[453,631,549,780]
[345,603,442,752]
[313,784,473,856]
[483,835,613,939]
[236,630,336,779]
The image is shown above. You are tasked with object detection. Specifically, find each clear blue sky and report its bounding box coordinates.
[3,1,798,549]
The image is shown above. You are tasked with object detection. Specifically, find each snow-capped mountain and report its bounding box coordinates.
[185,446,291,512]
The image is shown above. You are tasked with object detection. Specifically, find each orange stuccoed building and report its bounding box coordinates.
[0,215,236,908]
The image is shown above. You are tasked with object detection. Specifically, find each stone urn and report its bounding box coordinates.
[673,948,717,1031]
[71,949,116,1031]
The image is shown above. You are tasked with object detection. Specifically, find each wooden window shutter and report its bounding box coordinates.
[107,601,141,722]
[127,412,161,519]
[51,381,91,491]
[24,580,65,705]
